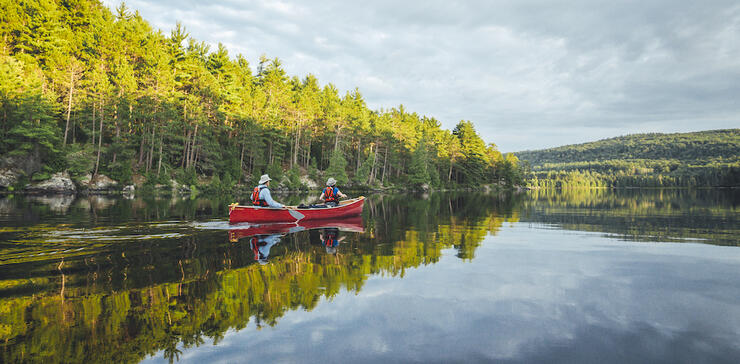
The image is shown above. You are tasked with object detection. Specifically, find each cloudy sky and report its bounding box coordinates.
[101,0,740,152]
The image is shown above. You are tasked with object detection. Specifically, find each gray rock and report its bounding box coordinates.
[25,172,76,194]
[80,174,118,191]
[300,176,318,189]
[0,169,20,189]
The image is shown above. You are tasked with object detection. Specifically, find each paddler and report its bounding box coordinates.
[251,174,285,208]
[318,177,347,207]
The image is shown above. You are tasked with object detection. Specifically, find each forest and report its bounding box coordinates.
[515,129,740,188]
[0,0,524,193]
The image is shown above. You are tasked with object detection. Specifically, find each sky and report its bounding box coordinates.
[101,0,740,152]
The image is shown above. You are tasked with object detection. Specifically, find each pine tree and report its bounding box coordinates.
[326,148,348,185]
[408,135,430,187]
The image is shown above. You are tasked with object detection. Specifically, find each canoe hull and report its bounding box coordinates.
[228,216,364,241]
[229,197,365,224]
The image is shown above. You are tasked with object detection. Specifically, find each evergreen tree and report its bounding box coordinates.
[408,135,430,187]
[326,148,348,185]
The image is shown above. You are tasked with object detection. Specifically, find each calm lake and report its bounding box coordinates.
[1,189,738,363]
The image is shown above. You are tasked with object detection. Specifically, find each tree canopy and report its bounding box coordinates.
[0,0,523,190]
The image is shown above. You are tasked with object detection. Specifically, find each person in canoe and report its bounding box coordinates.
[252,174,285,208]
[319,177,347,207]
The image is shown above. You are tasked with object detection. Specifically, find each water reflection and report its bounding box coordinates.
[0,189,737,363]
[228,217,365,259]
[521,188,739,245]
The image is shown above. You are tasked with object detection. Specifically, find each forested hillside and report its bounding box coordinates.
[515,129,740,188]
[0,0,523,193]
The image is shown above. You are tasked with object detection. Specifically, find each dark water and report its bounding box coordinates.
[0,189,738,363]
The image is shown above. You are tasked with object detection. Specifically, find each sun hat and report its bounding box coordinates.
[326,177,336,186]
[259,174,272,184]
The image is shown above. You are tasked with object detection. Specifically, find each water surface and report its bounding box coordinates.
[0,189,738,363]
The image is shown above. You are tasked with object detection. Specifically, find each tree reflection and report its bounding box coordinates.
[0,191,579,363]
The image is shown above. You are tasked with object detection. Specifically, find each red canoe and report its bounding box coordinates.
[229,196,365,224]
[228,216,364,242]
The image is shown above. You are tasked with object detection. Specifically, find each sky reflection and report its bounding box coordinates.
[144,224,740,364]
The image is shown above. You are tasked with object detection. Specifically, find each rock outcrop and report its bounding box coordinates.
[300,176,318,189]
[122,184,135,194]
[79,174,119,192]
[25,172,76,194]
[0,169,21,190]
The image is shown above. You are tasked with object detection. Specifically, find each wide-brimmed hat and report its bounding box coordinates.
[326,177,336,186]
[259,174,272,184]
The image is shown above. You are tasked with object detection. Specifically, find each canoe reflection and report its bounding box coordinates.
[228,216,364,258]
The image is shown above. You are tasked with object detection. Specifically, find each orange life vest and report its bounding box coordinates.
[252,186,268,207]
[323,186,338,203]
[250,237,260,260]
[325,234,337,247]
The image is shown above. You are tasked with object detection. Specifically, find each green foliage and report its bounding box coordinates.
[175,168,198,187]
[308,157,320,182]
[65,149,95,177]
[205,174,222,193]
[0,55,60,163]
[107,160,133,185]
[266,162,283,183]
[354,153,374,186]
[284,166,305,190]
[326,148,348,185]
[408,136,430,187]
[31,171,50,182]
[517,130,740,188]
[0,0,524,192]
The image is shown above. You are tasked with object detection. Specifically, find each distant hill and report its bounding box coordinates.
[514,129,740,187]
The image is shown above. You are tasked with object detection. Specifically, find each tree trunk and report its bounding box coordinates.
[157,133,163,176]
[448,158,453,181]
[268,140,273,165]
[138,125,147,166]
[188,124,198,169]
[304,136,311,168]
[63,72,74,146]
[91,100,95,146]
[370,143,378,183]
[182,130,191,168]
[292,127,300,167]
[94,101,104,177]
[147,124,156,172]
[239,142,245,176]
[356,137,361,173]
[382,146,388,184]
[334,128,340,151]
[111,104,119,165]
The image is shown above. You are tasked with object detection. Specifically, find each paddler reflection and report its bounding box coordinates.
[320,228,345,254]
[249,234,282,264]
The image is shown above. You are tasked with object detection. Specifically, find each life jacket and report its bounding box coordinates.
[252,186,268,207]
[250,237,260,260]
[324,232,337,247]
[323,186,338,204]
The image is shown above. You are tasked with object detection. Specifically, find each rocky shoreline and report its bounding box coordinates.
[0,170,136,196]
[1,168,524,197]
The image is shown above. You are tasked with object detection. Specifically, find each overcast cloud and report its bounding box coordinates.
[101,0,740,151]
